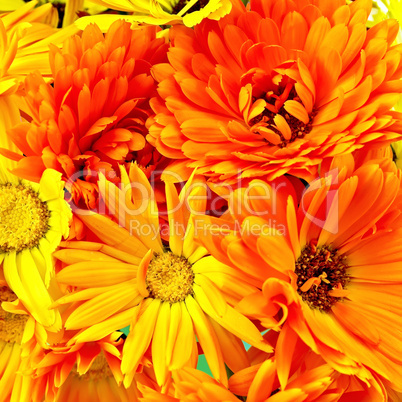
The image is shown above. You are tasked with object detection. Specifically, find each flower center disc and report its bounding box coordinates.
[249,85,316,148]
[0,286,28,344]
[171,0,209,14]
[146,252,194,303]
[295,243,349,312]
[0,183,50,253]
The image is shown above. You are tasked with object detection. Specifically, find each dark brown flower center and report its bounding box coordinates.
[171,0,209,14]
[295,242,349,312]
[52,2,66,28]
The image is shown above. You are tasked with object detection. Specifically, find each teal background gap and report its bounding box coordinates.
[120,327,251,377]
[197,342,251,376]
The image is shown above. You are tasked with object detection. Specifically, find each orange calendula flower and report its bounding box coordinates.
[31,333,147,402]
[229,351,388,401]
[230,359,334,401]
[140,357,379,402]
[51,164,271,388]
[197,159,402,392]
[3,20,169,209]
[147,0,402,184]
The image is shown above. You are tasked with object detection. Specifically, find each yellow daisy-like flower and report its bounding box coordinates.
[0,1,80,93]
[0,283,32,401]
[53,164,271,388]
[0,268,60,402]
[75,0,233,28]
[0,154,71,330]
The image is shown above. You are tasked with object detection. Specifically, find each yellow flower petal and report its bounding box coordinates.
[121,299,161,386]
[184,296,227,387]
[152,301,171,386]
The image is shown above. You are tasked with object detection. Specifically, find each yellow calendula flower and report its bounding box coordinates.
[0,283,31,401]
[0,153,72,330]
[52,164,271,388]
[0,276,57,402]
[75,0,233,29]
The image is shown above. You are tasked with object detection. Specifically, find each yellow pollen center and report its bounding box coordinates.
[73,352,113,381]
[0,286,28,344]
[0,183,50,253]
[146,252,194,303]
